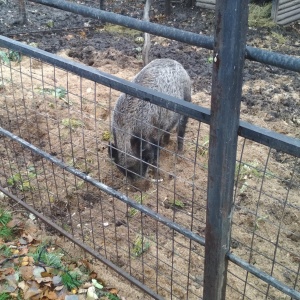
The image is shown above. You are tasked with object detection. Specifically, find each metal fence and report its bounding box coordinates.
[0,0,299,299]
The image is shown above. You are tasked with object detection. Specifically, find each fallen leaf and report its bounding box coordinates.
[65,295,80,300]
[108,288,119,295]
[18,280,28,293]
[54,285,64,291]
[52,275,62,286]
[33,266,45,278]
[21,232,34,244]
[86,286,98,300]
[24,282,42,300]
[82,259,93,271]
[65,34,74,41]
[24,219,39,235]
[44,290,58,299]
[79,31,86,38]
[82,282,92,289]
[6,217,22,228]
[19,237,28,245]
[92,279,103,290]
[22,256,29,262]
[0,267,15,276]
[19,266,34,280]
[19,247,29,256]
[35,276,53,284]
[78,288,88,294]
[41,271,53,278]
[5,274,19,290]
[89,271,97,279]
[71,288,77,294]
[29,213,36,220]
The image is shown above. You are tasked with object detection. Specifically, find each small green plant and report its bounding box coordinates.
[61,118,84,130]
[0,245,12,257]
[128,195,145,217]
[8,50,22,63]
[198,136,210,156]
[7,173,22,187]
[0,50,22,64]
[53,87,67,99]
[173,199,185,209]
[106,293,121,300]
[271,31,286,44]
[0,293,11,300]
[0,51,10,64]
[132,235,150,257]
[207,56,213,63]
[61,271,82,290]
[7,166,36,191]
[37,86,67,99]
[102,131,111,141]
[46,20,54,28]
[0,226,14,241]
[0,209,12,226]
[31,244,63,269]
[254,215,269,230]
[0,209,13,241]
[235,161,273,180]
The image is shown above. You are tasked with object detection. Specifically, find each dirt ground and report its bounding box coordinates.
[0,0,299,299]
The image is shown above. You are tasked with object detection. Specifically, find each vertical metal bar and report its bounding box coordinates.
[203,0,249,299]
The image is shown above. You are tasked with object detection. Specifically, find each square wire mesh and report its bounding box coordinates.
[0,52,208,299]
[227,137,300,299]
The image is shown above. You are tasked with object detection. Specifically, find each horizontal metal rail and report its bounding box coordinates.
[1,126,299,299]
[0,36,299,158]
[228,253,300,300]
[27,0,300,73]
[0,185,164,300]
[0,126,205,247]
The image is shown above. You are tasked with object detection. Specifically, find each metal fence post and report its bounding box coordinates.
[203,0,249,299]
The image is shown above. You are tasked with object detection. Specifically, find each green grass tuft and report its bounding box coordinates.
[248,3,275,27]
[0,293,11,300]
[0,209,12,226]
[0,226,13,240]
[61,271,82,290]
[31,244,63,269]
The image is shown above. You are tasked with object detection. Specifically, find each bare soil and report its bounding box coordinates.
[0,1,299,299]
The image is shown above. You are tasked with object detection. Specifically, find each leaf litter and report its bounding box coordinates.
[0,210,122,300]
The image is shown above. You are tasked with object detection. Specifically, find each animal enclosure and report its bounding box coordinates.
[0,0,299,299]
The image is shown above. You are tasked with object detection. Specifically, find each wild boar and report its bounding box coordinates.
[108,58,191,180]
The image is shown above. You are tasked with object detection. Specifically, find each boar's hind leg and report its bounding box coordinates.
[177,115,188,152]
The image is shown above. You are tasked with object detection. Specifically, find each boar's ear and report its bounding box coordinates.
[108,142,118,162]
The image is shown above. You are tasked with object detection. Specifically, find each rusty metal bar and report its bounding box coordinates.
[203,0,249,299]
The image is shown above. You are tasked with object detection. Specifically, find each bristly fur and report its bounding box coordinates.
[108,58,191,180]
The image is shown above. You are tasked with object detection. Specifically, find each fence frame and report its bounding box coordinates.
[203,0,249,298]
[0,0,300,299]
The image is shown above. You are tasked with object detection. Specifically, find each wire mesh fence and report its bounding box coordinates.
[0,49,208,299]
[0,0,300,298]
[228,137,300,299]
[0,36,299,299]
